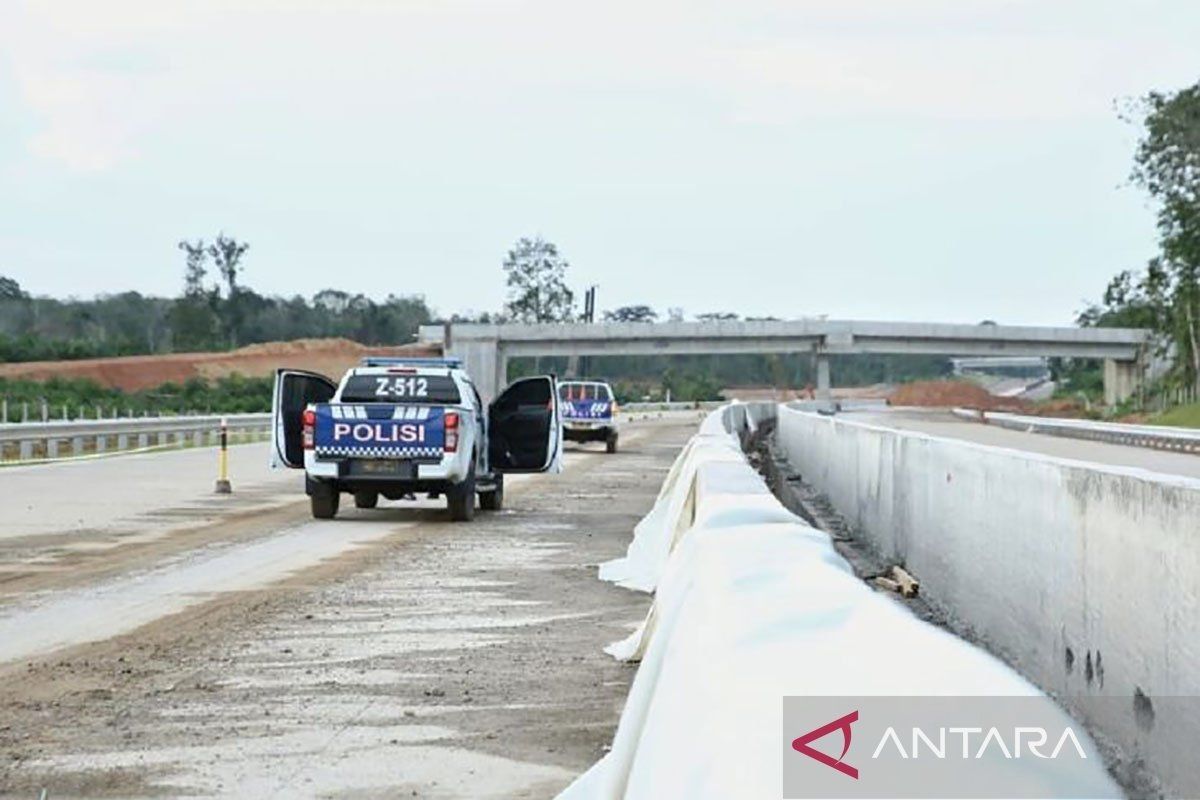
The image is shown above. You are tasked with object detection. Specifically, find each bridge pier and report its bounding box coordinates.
[815,354,831,408]
[448,336,505,402]
[1103,358,1143,406]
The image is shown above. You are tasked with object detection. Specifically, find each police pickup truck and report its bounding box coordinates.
[270,358,562,521]
[558,379,619,453]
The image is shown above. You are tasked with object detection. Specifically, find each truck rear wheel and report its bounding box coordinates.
[353,490,378,509]
[311,483,340,519]
[447,467,476,522]
[606,431,619,454]
[479,473,504,511]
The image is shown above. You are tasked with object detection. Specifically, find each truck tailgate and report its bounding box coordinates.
[313,404,446,458]
[562,399,612,421]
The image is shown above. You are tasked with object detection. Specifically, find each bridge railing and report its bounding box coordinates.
[0,413,272,463]
[952,408,1200,454]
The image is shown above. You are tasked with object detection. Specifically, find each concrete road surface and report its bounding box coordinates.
[0,440,298,541]
[0,414,702,798]
[847,408,1200,479]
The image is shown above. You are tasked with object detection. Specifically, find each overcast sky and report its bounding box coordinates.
[2,0,1198,325]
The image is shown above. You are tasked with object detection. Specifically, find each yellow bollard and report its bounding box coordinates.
[214,417,232,494]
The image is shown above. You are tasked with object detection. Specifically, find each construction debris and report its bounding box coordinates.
[874,565,920,598]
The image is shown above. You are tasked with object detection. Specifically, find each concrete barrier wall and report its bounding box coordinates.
[560,404,1119,800]
[776,406,1200,794]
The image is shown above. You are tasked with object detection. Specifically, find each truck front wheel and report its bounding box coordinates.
[311,483,340,519]
[447,467,476,522]
[606,431,619,454]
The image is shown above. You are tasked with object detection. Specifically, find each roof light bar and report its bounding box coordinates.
[359,357,463,369]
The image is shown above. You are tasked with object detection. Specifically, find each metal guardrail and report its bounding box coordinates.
[952,408,1200,454]
[621,401,726,413]
[0,413,271,462]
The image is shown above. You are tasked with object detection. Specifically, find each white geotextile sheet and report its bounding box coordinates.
[603,457,799,662]
[562,522,1120,800]
[597,426,745,593]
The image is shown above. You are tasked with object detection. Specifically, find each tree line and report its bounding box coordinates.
[0,237,434,362]
[1078,80,1200,401]
[0,374,274,421]
[3,225,956,407]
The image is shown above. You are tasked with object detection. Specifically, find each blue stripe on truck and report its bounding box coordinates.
[562,400,612,420]
[314,404,445,458]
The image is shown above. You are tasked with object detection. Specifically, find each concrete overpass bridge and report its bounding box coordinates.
[417,319,1151,404]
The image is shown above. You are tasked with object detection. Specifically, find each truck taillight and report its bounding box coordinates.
[612,400,619,416]
[302,408,316,450]
[444,411,459,453]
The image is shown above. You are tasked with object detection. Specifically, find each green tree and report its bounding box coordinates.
[1128,82,1200,386]
[1077,268,1166,330]
[604,304,658,322]
[177,240,209,296]
[502,237,575,323]
[0,276,27,300]
[208,233,250,346]
[171,239,220,351]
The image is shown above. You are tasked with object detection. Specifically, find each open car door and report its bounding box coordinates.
[270,369,337,469]
[489,375,563,474]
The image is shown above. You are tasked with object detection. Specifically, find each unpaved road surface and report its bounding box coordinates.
[0,415,699,798]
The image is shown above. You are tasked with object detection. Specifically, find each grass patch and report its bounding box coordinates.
[1147,402,1200,428]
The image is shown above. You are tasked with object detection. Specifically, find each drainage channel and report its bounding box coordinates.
[742,418,1159,799]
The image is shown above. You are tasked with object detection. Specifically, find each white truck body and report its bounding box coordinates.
[270,358,562,520]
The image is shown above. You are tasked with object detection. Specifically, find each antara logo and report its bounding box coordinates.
[792,711,859,779]
[790,710,1090,781]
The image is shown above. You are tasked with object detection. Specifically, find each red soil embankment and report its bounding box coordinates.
[0,338,440,392]
[887,380,1030,412]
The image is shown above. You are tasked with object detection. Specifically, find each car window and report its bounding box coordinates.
[340,373,462,404]
[559,382,611,401]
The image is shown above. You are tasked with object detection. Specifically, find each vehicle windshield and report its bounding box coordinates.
[558,382,612,401]
[340,373,462,404]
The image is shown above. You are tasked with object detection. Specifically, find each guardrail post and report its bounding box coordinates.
[72,436,83,456]
[46,437,58,458]
[118,433,128,450]
[1,398,6,423]
[19,440,32,460]
[96,433,107,453]
[215,417,232,494]
[21,402,28,423]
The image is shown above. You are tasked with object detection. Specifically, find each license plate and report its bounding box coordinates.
[351,460,414,478]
